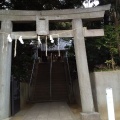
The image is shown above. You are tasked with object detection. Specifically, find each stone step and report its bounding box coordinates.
[31,61,68,102]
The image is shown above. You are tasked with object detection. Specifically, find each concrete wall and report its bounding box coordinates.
[73,79,81,106]
[90,71,120,120]
[20,82,29,109]
[73,71,120,120]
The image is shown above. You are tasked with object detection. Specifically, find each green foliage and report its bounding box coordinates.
[4,0,83,10]
[11,41,33,82]
[49,22,72,30]
[66,24,120,72]
[101,25,120,69]
[101,25,120,55]
[86,24,120,71]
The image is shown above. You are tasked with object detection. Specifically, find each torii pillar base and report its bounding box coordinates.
[80,112,101,120]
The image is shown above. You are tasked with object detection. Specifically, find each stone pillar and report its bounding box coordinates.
[0,20,12,120]
[72,19,100,120]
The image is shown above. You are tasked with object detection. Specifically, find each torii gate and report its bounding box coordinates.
[0,4,110,120]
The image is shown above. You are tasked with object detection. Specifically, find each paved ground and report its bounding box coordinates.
[8,102,79,120]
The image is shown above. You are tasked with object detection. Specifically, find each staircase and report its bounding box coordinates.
[51,62,68,101]
[33,63,50,101]
[32,62,68,102]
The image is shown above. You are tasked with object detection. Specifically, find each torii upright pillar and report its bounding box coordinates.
[0,20,12,120]
[72,19,100,120]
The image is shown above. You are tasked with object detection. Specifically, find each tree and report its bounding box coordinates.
[0,0,13,9]
[7,0,83,10]
[11,40,34,82]
[85,0,120,70]
[100,25,120,70]
[100,0,120,56]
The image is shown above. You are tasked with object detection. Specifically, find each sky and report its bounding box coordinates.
[82,0,99,8]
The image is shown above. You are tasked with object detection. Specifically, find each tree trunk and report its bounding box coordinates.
[114,0,120,56]
[111,54,115,70]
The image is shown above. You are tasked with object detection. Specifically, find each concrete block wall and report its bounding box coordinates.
[90,71,120,120]
[20,82,29,109]
[73,71,120,120]
[73,79,81,106]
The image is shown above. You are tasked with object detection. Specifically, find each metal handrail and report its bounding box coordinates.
[66,51,72,85]
[29,59,36,85]
[65,51,74,103]
[50,53,52,99]
[28,58,36,100]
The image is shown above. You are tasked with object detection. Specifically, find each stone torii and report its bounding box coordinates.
[0,4,110,120]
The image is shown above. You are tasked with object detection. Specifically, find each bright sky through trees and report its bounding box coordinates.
[83,0,99,8]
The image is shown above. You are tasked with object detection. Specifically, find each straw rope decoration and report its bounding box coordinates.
[58,35,60,57]
[38,35,42,47]
[14,37,17,57]
[0,26,83,56]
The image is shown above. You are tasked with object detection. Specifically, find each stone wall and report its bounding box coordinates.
[73,71,120,120]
